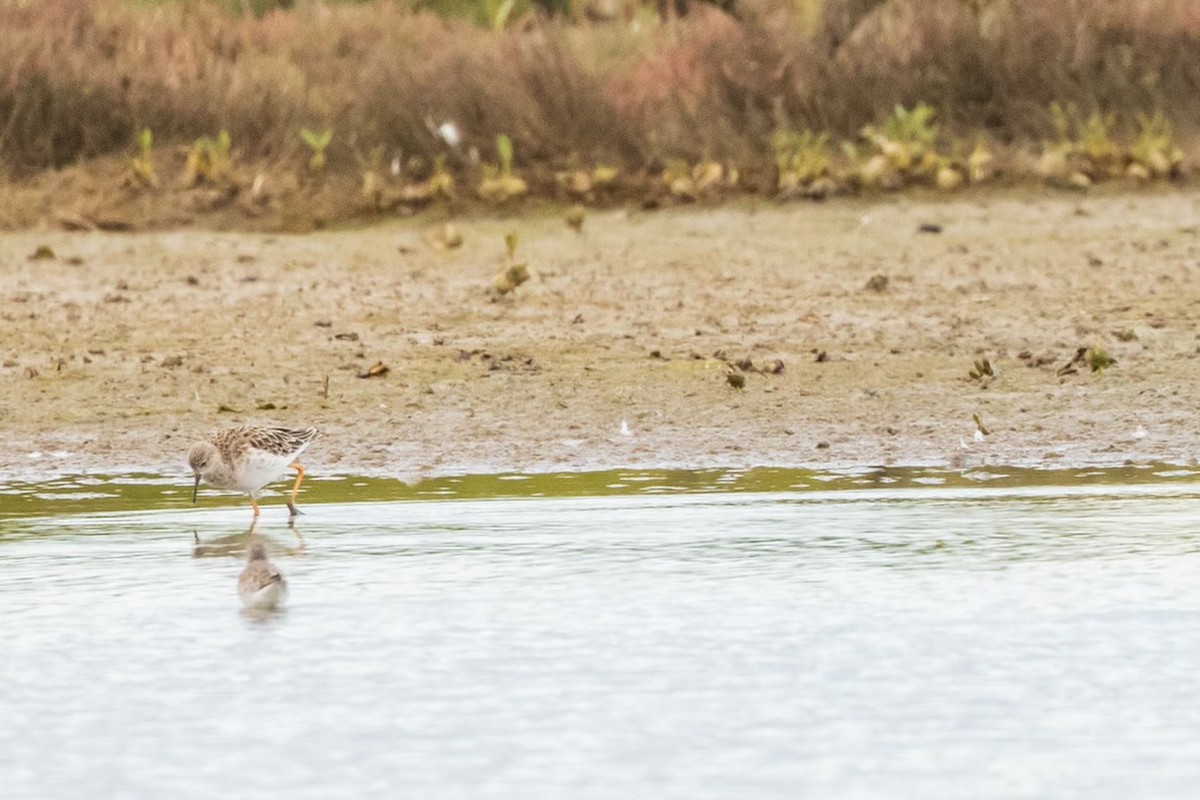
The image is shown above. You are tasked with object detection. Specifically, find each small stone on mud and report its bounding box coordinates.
[28,245,55,261]
[314,319,332,327]
[917,223,943,234]
[816,440,830,449]
[814,350,828,362]
[726,372,746,389]
[864,274,889,292]
[160,355,183,369]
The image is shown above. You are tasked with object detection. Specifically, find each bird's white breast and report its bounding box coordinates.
[231,449,294,495]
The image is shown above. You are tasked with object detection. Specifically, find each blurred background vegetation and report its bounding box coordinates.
[1,0,1198,225]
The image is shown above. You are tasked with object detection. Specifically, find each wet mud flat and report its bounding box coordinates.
[3,189,1200,479]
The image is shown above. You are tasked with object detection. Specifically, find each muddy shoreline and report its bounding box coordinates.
[4,188,1200,483]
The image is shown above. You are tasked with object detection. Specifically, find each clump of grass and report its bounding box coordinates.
[1039,103,1185,186]
[1130,111,1184,180]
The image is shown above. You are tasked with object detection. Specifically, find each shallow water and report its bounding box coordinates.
[1,474,1197,799]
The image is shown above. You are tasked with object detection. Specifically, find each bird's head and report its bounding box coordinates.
[187,441,217,503]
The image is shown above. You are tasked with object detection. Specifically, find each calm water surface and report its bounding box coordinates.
[1,479,1197,799]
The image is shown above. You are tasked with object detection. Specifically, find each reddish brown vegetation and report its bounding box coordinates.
[2,0,1200,228]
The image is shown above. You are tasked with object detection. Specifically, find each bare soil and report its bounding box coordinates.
[4,188,1200,481]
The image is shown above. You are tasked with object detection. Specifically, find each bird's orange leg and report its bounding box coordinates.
[251,496,261,519]
[287,462,306,516]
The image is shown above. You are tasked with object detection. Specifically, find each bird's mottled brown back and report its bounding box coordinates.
[208,426,318,462]
[243,426,319,457]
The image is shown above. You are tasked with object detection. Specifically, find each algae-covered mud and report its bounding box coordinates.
[4,189,1200,479]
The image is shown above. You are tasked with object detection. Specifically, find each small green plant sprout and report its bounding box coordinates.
[184,130,231,186]
[1085,345,1116,374]
[127,127,157,188]
[772,129,832,197]
[479,134,528,203]
[1130,111,1183,180]
[300,128,333,171]
[424,155,457,201]
[489,231,530,298]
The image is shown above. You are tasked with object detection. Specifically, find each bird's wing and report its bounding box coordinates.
[240,562,286,593]
[245,427,318,457]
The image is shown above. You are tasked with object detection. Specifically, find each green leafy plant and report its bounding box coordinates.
[479,134,527,202]
[857,104,942,185]
[1086,345,1115,374]
[1048,102,1120,177]
[300,128,333,171]
[128,127,156,188]
[1131,111,1183,179]
[879,103,938,151]
[772,129,830,193]
[184,130,231,185]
